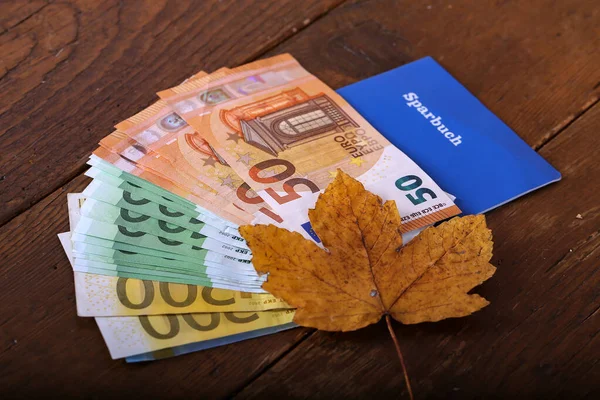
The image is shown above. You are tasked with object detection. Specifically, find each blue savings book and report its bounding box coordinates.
[337,57,561,215]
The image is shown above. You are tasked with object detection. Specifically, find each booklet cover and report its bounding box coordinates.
[337,57,561,215]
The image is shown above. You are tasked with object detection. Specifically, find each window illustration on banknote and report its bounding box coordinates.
[198,88,232,105]
[159,112,188,132]
[220,88,358,156]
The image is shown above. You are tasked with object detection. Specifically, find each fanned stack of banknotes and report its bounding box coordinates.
[58,54,461,362]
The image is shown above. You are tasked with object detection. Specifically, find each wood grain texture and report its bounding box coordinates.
[1,0,599,398]
[0,0,343,227]
[234,101,600,399]
[265,0,600,149]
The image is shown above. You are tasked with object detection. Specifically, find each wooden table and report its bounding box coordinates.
[1,1,599,398]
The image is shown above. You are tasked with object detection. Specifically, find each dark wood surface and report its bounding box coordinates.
[0,0,598,398]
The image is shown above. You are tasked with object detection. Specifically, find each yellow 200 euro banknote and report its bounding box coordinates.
[96,309,295,359]
[58,232,296,360]
[73,272,290,317]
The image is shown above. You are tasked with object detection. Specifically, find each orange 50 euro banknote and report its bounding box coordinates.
[113,98,282,226]
[159,54,460,240]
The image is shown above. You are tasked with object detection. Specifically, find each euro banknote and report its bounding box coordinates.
[100,68,265,224]
[81,176,243,240]
[87,156,243,232]
[113,97,283,226]
[99,130,257,226]
[79,197,252,260]
[91,146,276,228]
[159,54,460,240]
[69,194,248,264]
[96,309,295,359]
[72,257,264,291]
[68,193,254,278]
[99,131,217,200]
[89,147,206,212]
[59,232,284,316]
[73,239,253,273]
[72,270,289,317]
[91,145,251,226]
[125,322,297,362]
[72,244,261,281]
[73,215,254,270]
[71,231,222,265]
[67,193,83,230]
[72,259,265,292]
[87,154,278,228]
[67,195,266,292]
[85,163,195,210]
[58,232,295,361]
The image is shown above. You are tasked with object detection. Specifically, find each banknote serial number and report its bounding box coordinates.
[401,203,448,222]
[247,298,283,306]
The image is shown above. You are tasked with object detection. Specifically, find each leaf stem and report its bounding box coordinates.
[385,314,414,400]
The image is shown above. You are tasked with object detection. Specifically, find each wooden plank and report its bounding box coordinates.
[264,0,600,149]
[1,0,598,397]
[231,101,600,398]
[0,173,313,397]
[0,0,47,34]
[0,0,344,226]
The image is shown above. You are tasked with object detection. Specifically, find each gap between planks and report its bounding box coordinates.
[227,328,316,399]
[534,96,600,152]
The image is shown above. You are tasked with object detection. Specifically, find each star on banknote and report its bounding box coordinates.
[219,174,237,188]
[226,132,241,143]
[236,152,253,166]
[350,157,365,166]
[202,156,218,167]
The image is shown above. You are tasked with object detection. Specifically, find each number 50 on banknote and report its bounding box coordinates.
[159,54,460,240]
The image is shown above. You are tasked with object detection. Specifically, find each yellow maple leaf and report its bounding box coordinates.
[240,170,496,398]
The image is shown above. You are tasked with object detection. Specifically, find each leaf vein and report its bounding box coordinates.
[389,218,486,310]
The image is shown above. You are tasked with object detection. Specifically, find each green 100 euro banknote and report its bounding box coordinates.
[73,216,255,272]
[79,196,252,260]
[69,193,256,274]
[83,170,247,249]
[68,193,266,292]
[61,233,280,316]
[72,249,263,288]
